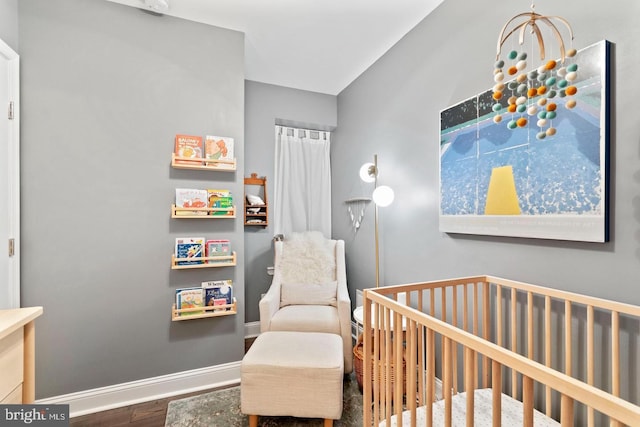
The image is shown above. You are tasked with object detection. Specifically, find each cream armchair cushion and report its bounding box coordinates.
[259,233,352,373]
[280,281,338,307]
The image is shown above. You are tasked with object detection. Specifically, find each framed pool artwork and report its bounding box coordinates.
[439,40,610,242]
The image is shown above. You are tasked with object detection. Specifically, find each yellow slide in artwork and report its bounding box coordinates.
[484,165,521,215]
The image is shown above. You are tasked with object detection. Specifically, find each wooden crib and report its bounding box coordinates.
[361,275,640,426]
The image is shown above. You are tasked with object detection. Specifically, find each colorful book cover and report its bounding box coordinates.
[213,299,227,310]
[204,135,234,167]
[175,237,205,265]
[175,134,203,165]
[202,280,233,311]
[207,189,233,216]
[205,239,231,264]
[175,287,204,316]
[175,188,208,215]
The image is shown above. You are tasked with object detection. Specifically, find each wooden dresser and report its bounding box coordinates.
[0,307,43,404]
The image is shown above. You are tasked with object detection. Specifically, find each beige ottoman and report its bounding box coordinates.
[241,331,344,427]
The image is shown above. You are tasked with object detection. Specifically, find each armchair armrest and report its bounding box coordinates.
[335,240,353,373]
[259,241,284,333]
[259,277,281,333]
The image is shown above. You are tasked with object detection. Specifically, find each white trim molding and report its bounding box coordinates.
[244,321,260,338]
[37,361,241,418]
[0,37,20,309]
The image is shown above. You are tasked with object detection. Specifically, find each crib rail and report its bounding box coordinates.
[361,276,640,427]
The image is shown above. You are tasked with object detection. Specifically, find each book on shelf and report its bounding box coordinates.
[175,134,203,165]
[205,239,231,264]
[175,237,205,265]
[204,135,234,167]
[175,188,208,215]
[202,280,233,311]
[175,287,204,316]
[207,189,233,216]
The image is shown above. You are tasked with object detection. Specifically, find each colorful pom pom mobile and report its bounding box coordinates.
[491,3,579,140]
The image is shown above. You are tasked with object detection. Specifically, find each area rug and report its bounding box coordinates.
[165,373,363,426]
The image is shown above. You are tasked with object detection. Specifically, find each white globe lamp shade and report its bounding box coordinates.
[359,162,376,183]
[372,186,394,207]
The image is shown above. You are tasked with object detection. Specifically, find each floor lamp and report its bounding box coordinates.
[359,154,394,288]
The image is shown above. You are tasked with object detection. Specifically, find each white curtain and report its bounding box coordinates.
[274,126,332,238]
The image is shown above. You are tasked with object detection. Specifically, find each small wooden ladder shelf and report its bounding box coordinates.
[244,173,268,226]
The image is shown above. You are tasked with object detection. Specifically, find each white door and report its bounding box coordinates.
[0,38,19,309]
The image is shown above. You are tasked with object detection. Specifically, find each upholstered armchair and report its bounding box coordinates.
[259,232,353,373]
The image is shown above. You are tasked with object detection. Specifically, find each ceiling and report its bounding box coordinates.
[106,0,445,95]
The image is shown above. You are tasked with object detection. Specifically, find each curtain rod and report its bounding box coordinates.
[276,124,332,134]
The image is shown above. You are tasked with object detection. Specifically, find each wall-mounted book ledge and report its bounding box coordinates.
[171,298,237,321]
[171,153,237,171]
[171,204,236,218]
[171,252,237,269]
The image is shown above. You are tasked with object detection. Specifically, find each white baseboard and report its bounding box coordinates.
[37,324,264,418]
[37,361,241,418]
[245,321,261,338]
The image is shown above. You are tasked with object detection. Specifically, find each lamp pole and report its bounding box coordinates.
[373,154,379,288]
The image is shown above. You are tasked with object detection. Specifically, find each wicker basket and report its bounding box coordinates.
[353,333,406,397]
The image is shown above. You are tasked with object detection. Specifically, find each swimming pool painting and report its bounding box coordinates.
[439,40,610,242]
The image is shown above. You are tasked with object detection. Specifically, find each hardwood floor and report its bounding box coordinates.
[69,385,237,427]
[69,338,257,427]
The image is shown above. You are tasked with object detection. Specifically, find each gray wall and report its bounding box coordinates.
[334,0,640,306]
[244,80,336,322]
[333,0,640,405]
[0,0,18,51]
[19,0,245,398]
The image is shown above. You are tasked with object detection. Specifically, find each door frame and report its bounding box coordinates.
[1,37,20,308]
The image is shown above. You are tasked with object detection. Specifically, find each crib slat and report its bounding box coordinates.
[612,310,619,396]
[465,347,475,427]
[511,287,517,399]
[442,286,447,323]
[473,283,479,336]
[527,292,534,360]
[611,310,621,427]
[565,300,572,377]
[378,308,385,421]
[372,302,380,426]
[417,289,424,408]
[545,295,552,417]
[492,359,502,427]
[441,287,447,399]
[443,336,452,427]
[483,281,491,388]
[381,304,388,424]
[408,320,417,427]
[464,283,469,332]
[496,284,503,347]
[426,329,435,425]
[384,307,392,422]
[430,288,435,316]
[363,298,372,426]
[452,285,459,393]
[523,375,534,427]
[394,311,403,419]
[587,304,594,427]
[474,283,480,390]
[561,394,574,426]
[495,285,504,422]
